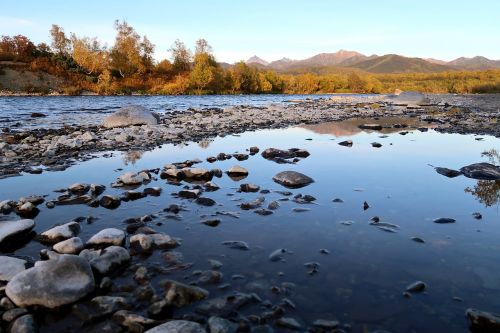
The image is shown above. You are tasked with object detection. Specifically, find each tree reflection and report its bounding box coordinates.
[123,150,144,165]
[464,149,500,207]
[198,139,212,149]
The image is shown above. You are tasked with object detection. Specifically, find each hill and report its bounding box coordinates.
[346,54,452,73]
[448,56,500,70]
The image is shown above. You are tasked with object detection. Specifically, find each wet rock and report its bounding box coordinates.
[255,208,273,216]
[2,307,28,322]
[14,202,39,218]
[472,212,482,220]
[0,256,27,282]
[222,241,250,250]
[212,169,223,178]
[261,148,295,159]
[433,217,456,224]
[276,317,302,330]
[196,292,253,316]
[39,221,80,243]
[435,167,462,178]
[332,198,344,203]
[233,153,249,161]
[113,310,157,332]
[6,255,95,308]
[338,140,353,147]
[0,219,35,247]
[178,189,201,199]
[249,147,260,154]
[411,237,425,243]
[68,183,90,194]
[73,296,130,323]
[196,197,216,206]
[268,201,280,210]
[208,316,238,333]
[201,219,220,227]
[359,124,383,130]
[292,207,310,212]
[406,281,427,293]
[183,168,213,181]
[31,112,46,118]
[89,246,130,276]
[53,237,84,254]
[144,187,162,196]
[87,228,125,247]
[240,183,260,193]
[240,197,265,210]
[99,195,121,209]
[204,181,220,192]
[117,172,146,186]
[371,142,382,148]
[9,314,38,333]
[313,319,339,330]
[145,320,206,333]
[123,190,146,201]
[130,233,178,253]
[103,105,159,128]
[161,168,185,180]
[162,280,209,307]
[198,270,223,285]
[465,308,500,332]
[460,163,500,180]
[272,171,314,188]
[226,165,249,177]
[209,259,223,270]
[269,248,290,262]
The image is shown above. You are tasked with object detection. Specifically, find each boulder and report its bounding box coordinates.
[163,280,209,307]
[118,172,145,186]
[272,171,314,188]
[0,256,27,282]
[39,221,81,243]
[182,168,213,181]
[89,246,130,275]
[466,308,500,332]
[9,314,38,333]
[145,320,206,333]
[87,228,125,247]
[6,255,95,308]
[460,163,500,180]
[208,317,238,333]
[130,233,178,253]
[0,219,35,247]
[226,166,248,177]
[53,237,84,254]
[102,105,159,128]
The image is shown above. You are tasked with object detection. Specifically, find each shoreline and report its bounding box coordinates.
[1,93,499,178]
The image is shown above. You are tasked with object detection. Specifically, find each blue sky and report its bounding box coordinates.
[1,0,499,63]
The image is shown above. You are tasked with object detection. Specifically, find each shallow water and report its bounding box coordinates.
[0,94,346,130]
[1,120,499,332]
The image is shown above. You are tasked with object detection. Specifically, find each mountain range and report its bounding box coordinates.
[245,50,500,73]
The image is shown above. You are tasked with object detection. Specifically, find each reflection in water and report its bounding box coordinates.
[122,150,144,165]
[465,149,500,207]
[198,139,213,149]
[301,117,435,137]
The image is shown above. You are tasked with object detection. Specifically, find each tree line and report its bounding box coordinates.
[0,21,499,95]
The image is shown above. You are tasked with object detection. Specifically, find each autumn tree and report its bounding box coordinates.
[0,35,36,61]
[189,39,218,93]
[71,34,109,75]
[50,24,70,55]
[231,62,260,93]
[169,39,191,73]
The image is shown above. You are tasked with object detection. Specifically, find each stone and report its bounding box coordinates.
[145,320,206,333]
[435,167,462,178]
[222,241,250,250]
[113,310,157,331]
[130,233,178,253]
[196,293,253,316]
[87,228,125,247]
[272,171,314,188]
[386,91,430,105]
[51,236,83,254]
[9,314,38,333]
[406,281,427,292]
[0,256,27,282]
[163,280,209,307]
[466,308,500,332]
[276,317,301,330]
[6,255,95,308]
[118,172,145,186]
[460,163,500,180]
[0,219,35,247]
[39,221,81,243]
[72,296,130,323]
[99,195,121,209]
[90,184,106,195]
[68,183,90,194]
[433,217,456,224]
[178,189,201,199]
[196,197,216,206]
[208,316,238,333]
[240,183,260,192]
[183,168,213,180]
[102,105,159,128]
[226,166,248,177]
[312,320,339,329]
[201,219,220,227]
[2,308,28,322]
[338,140,353,147]
[261,148,295,159]
[89,246,130,275]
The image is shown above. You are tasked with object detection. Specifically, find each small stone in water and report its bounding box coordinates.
[472,212,482,220]
[363,201,370,210]
[332,198,344,203]
[411,237,425,243]
[292,207,310,213]
[222,241,250,250]
[433,217,456,224]
[406,281,427,293]
[319,249,329,254]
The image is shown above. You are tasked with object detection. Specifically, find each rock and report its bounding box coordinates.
[72,296,130,323]
[359,124,383,130]
[276,317,302,330]
[201,219,220,227]
[435,167,462,178]
[102,105,159,128]
[240,197,265,210]
[0,219,35,247]
[226,166,248,178]
[31,112,46,118]
[68,183,90,194]
[163,280,209,307]
[411,237,425,243]
[208,259,223,270]
[240,183,260,192]
[261,148,295,159]
[269,248,289,262]
[145,320,206,333]
[204,181,220,191]
[89,246,130,275]
[196,197,216,206]
[268,201,280,210]
[338,140,353,147]
[222,241,249,250]
[53,237,84,254]
[2,308,28,322]
[9,314,38,333]
[312,320,339,329]
[233,153,249,161]
[178,189,201,199]
[472,212,482,220]
[406,281,427,292]
[55,195,93,206]
[39,221,80,243]
[113,310,157,331]
[198,270,223,285]
[183,168,213,181]
[363,201,370,210]
[386,91,430,105]
[99,195,121,209]
[0,256,26,282]
[208,316,238,333]
[460,163,500,180]
[15,202,39,217]
[272,171,314,188]
[249,147,259,154]
[196,293,253,316]
[130,233,178,253]
[118,172,145,186]
[433,217,456,224]
[144,187,162,196]
[371,142,382,148]
[466,308,500,332]
[87,228,125,247]
[255,208,273,216]
[6,255,95,308]
[161,168,185,180]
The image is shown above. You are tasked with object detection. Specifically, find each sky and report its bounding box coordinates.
[1,0,499,63]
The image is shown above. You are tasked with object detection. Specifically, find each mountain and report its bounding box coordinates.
[425,58,449,65]
[246,55,269,66]
[268,57,296,70]
[347,54,452,73]
[448,56,500,70]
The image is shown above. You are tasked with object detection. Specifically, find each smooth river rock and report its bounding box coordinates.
[89,246,130,275]
[39,221,81,243]
[272,171,314,188]
[0,219,35,247]
[6,255,95,308]
[145,320,207,333]
[86,228,125,247]
[0,256,27,282]
[460,163,500,180]
[102,105,159,128]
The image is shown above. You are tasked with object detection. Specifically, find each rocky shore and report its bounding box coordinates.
[1,93,499,179]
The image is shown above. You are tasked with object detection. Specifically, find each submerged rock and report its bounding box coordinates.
[130,233,178,253]
[53,237,84,254]
[460,163,500,180]
[6,255,95,308]
[222,241,250,250]
[272,171,314,188]
[145,320,206,333]
[406,281,427,293]
[435,167,462,178]
[163,280,209,307]
[196,293,253,316]
[433,217,456,224]
[102,105,159,128]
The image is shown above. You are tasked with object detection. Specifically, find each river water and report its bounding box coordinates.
[0,96,499,332]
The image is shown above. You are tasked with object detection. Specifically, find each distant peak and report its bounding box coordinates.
[246,55,269,66]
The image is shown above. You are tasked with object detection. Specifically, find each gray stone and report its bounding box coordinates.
[466,308,500,332]
[0,219,35,246]
[145,320,206,333]
[460,163,500,180]
[0,256,27,282]
[208,316,238,333]
[163,280,209,307]
[102,105,159,128]
[272,171,314,188]
[86,228,125,247]
[39,221,80,243]
[2,308,28,322]
[89,246,130,275]
[8,314,38,333]
[53,237,84,254]
[130,233,178,253]
[6,255,95,308]
[386,91,430,106]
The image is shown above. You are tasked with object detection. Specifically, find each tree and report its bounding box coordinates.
[71,34,108,75]
[170,39,191,73]
[0,35,36,61]
[190,53,215,93]
[50,24,70,55]
[231,62,259,93]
